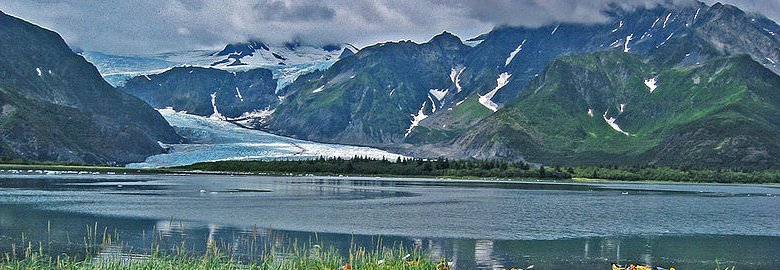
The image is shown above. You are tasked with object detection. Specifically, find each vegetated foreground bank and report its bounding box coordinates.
[175,157,780,183]
[1,246,444,270]
[0,226,444,270]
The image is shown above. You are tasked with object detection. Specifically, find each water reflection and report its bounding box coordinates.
[1,173,779,269]
[2,212,779,269]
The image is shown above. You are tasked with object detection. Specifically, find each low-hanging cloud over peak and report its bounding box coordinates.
[0,0,776,55]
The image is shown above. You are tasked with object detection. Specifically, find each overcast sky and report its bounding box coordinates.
[0,0,777,55]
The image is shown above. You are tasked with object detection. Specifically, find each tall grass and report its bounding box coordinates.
[0,223,448,270]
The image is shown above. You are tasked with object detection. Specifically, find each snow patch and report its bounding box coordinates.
[651,17,661,28]
[144,74,151,81]
[429,89,448,101]
[36,67,42,77]
[228,108,275,121]
[312,86,325,93]
[464,39,484,47]
[644,77,658,93]
[693,8,701,22]
[551,24,560,35]
[766,57,776,65]
[235,87,244,102]
[603,110,630,136]
[478,72,511,112]
[609,39,622,48]
[428,95,437,113]
[450,66,465,93]
[405,102,428,137]
[663,13,672,28]
[612,21,624,33]
[619,104,626,113]
[158,107,177,114]
[623,34,634,53]
[455,99,467,107]
[209,92,225,120]
[505,39,526,67]
[587,109,594,117]
[389,88,396,96]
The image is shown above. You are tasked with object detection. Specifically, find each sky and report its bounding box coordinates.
[0,0,778,55]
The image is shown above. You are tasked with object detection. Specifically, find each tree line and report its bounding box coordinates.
[178,156,571,179]
[572,166,780,183]
[179,157,780,183]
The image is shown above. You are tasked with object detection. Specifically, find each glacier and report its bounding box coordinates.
[127,110,406,168]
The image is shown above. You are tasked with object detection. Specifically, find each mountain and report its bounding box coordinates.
[120,66,277,120]
[209,39,345,67]
[0,11,180,165]
[260,2,780,168]
[80,41,349,90]
[263,32,471,144]
[448,51,780,168]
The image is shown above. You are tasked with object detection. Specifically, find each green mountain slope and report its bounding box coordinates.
[450,51,780,168]
[0,11,180,164]
[265,32,470,145]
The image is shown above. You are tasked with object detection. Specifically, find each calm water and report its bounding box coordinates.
[0,172,778,269]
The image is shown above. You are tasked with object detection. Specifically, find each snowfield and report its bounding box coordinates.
[602,110,631,136]
[479,72,512,112]
[127,110,406,168]
[80,46,340,91]
[644,77,658,93]
[405,101,429,137]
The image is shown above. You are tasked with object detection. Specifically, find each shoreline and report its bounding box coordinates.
[1,163,779,186]
[572,177,780,186]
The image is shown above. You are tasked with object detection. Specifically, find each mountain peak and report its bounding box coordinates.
[338,47,356,59]
[710,2,743,14]
[428,31,463,46]
[215,40,269,56]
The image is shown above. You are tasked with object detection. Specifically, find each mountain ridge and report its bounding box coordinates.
[255,1,780,168]
[0,11,180,165]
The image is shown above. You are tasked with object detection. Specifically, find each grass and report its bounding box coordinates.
[1,245,444,270]
[0,223,447,270]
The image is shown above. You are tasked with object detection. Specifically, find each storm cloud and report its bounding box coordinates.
[0,0,777,55]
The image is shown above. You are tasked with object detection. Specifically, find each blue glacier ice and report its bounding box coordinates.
[126,110,405,168]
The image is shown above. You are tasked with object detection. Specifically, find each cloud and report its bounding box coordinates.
[0,0,776,55]
[453,0,696,27]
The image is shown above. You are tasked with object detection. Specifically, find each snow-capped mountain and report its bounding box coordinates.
[263,1,780,168]
[80,41,350,90]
